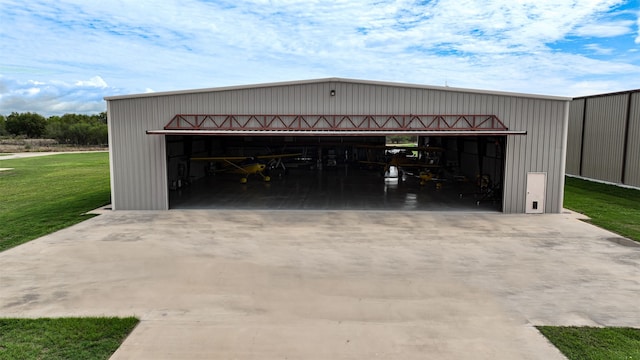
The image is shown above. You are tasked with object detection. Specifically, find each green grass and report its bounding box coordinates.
[563,176,640,242]
[0,153,136,359]
[0,317,139,360]
[537,326,640,360]
[0,152,110,252]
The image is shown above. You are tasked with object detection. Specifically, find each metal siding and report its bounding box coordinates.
[497,98,566,213]
[108,80,568,212]
[547,101,563,212]
[509,98,529,214]
[511,98,532,213]
[625,93,640,186]
[109,97,168,210]
[503,98,525,213]
[566,99,584,176]
[581,94,627,183]
[106,102,117,209]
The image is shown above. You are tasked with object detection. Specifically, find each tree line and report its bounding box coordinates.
[0,112,108,146]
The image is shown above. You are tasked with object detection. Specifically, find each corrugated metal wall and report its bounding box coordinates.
[625,92,640,186]
[583,94,627,183]
[566,90,640,188]
[107,98,168,210]
[107,79,569,213]
[566,99,584,175]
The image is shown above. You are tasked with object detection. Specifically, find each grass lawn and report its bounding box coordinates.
[537,326,640,360]
[0,152,110,252]
[563,176,640,242]
[0,317,139,360]
[0,152,137,359]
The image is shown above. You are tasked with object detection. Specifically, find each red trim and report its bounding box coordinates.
[163,114,509,132]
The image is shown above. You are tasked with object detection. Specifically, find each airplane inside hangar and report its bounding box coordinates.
[165,134,506,211]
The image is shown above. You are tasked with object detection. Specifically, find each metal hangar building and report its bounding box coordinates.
[105,78,571,213]
[567,89,640,188]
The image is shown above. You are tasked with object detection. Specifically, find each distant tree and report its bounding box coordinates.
[6,112,47,138]
[45,112,108,145]
[387,135,417,145]
[94,111,107,124]
[46,118,70,143]
[0,115,7,136]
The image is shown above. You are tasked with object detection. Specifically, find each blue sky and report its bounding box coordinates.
[1,0,639,116]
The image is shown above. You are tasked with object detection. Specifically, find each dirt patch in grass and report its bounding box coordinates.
[0,138,107,153]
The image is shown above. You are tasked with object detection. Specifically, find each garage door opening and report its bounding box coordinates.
[165,134,506,211]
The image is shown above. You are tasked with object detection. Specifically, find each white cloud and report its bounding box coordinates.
[75,76,108,88]
[0,77,110,116]
[25,88,40,96]
[0,0,638,115]
[574,20,635,37]
[585,43,615,55]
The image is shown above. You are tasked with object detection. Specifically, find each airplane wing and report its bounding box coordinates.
[255,153,302,159]
[191,153,302,162]
[385,145,445,152]
[191,156,251,162]
[355,145,444,152]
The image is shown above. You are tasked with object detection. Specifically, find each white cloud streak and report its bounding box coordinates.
[0,0,639,116]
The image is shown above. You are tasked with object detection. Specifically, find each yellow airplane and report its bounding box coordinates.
[191,153,301,183]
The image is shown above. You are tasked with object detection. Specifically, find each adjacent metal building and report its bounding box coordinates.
[567,90,640,188]
[105,78,571,213]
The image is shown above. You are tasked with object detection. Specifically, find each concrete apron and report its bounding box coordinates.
[1,210,639,360]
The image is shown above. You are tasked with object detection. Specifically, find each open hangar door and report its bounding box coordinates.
[431,136,506,206]
[165,134,506,211]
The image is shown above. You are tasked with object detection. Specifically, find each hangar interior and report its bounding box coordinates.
[166,134,506,211]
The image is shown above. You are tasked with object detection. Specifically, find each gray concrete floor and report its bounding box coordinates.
[170,167,502,211]
[1,210,639,359]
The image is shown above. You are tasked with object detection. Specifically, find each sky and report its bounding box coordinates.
[1,0,639,117]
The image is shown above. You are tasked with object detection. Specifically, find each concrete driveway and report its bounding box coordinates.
[1,210,639,359]
[0,151,107,160]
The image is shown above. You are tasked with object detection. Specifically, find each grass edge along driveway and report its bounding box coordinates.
[563,176,640,243]
[0,152,138,360]
[0,317,139,360]
[0,152,110,252]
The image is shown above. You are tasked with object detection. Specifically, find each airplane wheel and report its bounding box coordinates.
[264,176,271,182]
[240,178,248,184]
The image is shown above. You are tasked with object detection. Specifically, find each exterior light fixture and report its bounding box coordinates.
[330,90,336,96]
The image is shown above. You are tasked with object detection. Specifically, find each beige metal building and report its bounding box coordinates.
[567,90,640,187]
[105,78,571,213]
